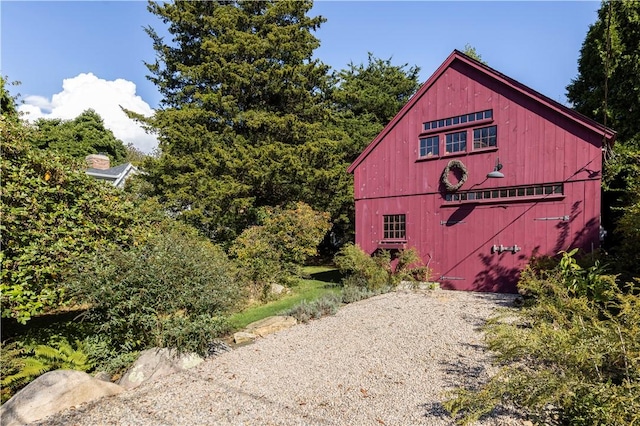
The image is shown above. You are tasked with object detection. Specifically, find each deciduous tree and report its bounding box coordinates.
[30,109,128,165]
[0,115,138,323]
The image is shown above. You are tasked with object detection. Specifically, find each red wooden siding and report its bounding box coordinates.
[350,51,615,293]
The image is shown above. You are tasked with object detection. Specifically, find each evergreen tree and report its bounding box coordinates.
[566,0,640,265]
[141,0,336,243]
[331,53,421,162]
[566,0,640,143]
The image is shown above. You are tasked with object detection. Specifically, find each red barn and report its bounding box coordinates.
[347,50,616,293]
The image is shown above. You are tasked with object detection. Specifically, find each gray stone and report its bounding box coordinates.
[244,315,297,337]
[117,347,203,390]
[0,370,123,426]
[233,331,257,345]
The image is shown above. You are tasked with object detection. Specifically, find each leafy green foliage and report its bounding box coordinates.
[602,140,640,276]
[230,202,331,297]
[124,142,151,166]
[1,338,92,403]
[555,248,616,302]
[0,116,140,323]
[334,244,391,291]
[1,76,20,120]
[30,109,127,165]
[444,251,640,425]
[334,244,429,291]
[68,220,241,357]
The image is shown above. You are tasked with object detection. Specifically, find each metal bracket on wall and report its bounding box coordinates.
[440,220,466,225]
[439,276,465,280]
[534,215,570,221]
[491,244,521,254]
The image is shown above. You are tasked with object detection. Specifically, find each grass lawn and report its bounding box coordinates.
[227,266,342,330]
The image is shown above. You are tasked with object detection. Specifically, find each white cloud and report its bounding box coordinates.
[18,73,158,154]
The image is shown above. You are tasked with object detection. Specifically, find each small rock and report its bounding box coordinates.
[234,331,257,345]
[0,370,123,426]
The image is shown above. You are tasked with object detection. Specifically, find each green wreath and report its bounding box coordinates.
[441,160,468,192]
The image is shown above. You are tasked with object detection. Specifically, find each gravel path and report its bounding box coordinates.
[35,289,528,426]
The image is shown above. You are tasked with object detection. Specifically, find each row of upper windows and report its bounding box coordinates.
[444,183,564,202]
[423,109,493,131]
[419,125,497,157]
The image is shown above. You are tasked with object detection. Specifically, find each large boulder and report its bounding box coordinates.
[0,370,123,426]
[117,347,203,390]
[244,315,297,337]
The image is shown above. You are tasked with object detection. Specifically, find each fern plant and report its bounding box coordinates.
[1,338,92,403]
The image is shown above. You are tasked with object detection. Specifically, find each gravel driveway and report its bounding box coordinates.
[35,289,528,426]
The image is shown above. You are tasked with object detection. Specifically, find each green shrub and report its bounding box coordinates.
[155,314,232,355]
[444,251,640,425]
[340,285,379,304]
[282,294,341,323]
[230,202,331,297]
[81,335,139,377]
[334,244,430,291]
[334,244,390,290]
[69,220,242,358]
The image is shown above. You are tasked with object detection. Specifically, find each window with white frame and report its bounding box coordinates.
[473,125,497,149]
[419,136,439,157]
[445,131,467,154]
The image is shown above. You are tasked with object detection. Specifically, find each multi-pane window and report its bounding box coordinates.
[445,131,466,154]
[423,109,492,131]
[419,136,439,157]
[383,214,406,240]
[473,125,497,149]
[445,183,563,202]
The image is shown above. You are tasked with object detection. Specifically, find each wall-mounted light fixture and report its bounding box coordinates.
[487,158,504,179]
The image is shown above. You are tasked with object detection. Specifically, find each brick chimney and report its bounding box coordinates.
[85,154,110,170]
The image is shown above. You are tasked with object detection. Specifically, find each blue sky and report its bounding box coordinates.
[1,1,600,152]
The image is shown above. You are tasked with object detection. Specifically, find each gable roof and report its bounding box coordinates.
[347,50,617,174]
[86,162,138,188]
